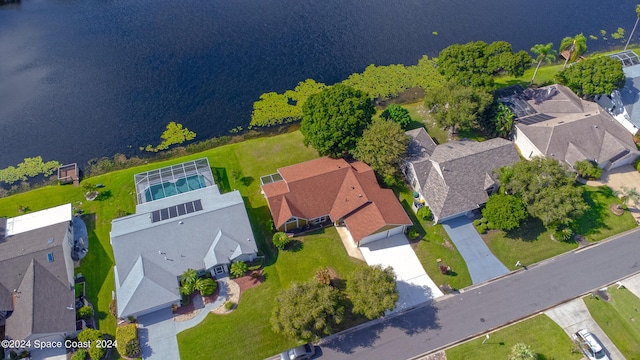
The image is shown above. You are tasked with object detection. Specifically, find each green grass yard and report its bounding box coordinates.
[177,227,367,360]
[445,314,581,360]
[397,189,472,290]
[584,286,640,359]
[481,185,636,270]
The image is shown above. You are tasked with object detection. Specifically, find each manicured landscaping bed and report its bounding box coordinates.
[445,314,581,360]
[177,227,367,360]
[397,189,472,290]
[584,286,640,358]
[481,185,636,270]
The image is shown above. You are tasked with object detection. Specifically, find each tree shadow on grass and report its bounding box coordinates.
[398,198,426,239]
[243,200,277,267]
[284,240,303,252]
[212,167,231,193]
[504,217,545,242]
[77,214,113,325]
[573,186,610,236]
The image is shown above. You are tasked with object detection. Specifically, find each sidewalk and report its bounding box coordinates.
[138,278,229,359]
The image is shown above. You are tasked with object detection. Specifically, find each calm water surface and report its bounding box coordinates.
[0,0,635,168]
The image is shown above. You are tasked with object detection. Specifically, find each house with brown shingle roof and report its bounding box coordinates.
[501,84,639,170]
[260,157,412,246]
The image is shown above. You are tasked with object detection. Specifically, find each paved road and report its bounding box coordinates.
[320,228,640,360]
[442,217,509,283]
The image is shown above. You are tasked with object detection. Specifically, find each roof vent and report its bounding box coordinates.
[594,125,598,128]
[358,194,362,197]
[179,221,184,225]
[47,238,54,244]
[47,253,54,262]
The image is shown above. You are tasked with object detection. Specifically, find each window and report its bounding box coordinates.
[311,216,326,224]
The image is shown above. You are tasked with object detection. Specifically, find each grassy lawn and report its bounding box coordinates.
[397,188,472,290]
[574,185,637,242]
[403,102,487,143]
[494,64,564,88]
[177,227,367,360]
[584,286,640,359]
[481,185,636,270]
[445,314,581,360]
[0,131,319,341]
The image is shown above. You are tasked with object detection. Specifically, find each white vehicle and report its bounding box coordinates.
[575,329,609,360]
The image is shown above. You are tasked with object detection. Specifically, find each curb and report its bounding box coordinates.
[408,269,640,360]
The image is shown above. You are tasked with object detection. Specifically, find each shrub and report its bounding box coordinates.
[554,227,574,242]
[473,219,482,226]
[109,299,118,317]
[77,306,93,319]
[225,301,235,310]
[126,340,141,358]
[477,224,488,234]
[116,324,139,357]
[574,160,602,180]
[636,158,640,173]
[272,232,290,250]
[315,267,331,286]
[230,261,248,278]
[71,349,86,360]
[417,206,432,221]
[407,226,420,239]
[78,329,105,360]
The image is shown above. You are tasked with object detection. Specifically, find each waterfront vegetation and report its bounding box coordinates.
[445,314,581,360]
[584,286,640,358]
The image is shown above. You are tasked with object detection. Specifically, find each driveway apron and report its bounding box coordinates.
[442,217,508,284]
[545,298,624,359]
[359,234,443,312]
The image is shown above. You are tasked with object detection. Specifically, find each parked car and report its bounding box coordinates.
[279,343,316,360]
[574,329,609,360]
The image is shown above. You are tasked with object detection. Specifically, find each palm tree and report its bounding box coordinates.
[509,343,537,360]
[195,278,217,296]
[560,34,587,69]
[620,186,640,207]
[180,268,199,295]
[625,4,640,51]
[530,43,557,84]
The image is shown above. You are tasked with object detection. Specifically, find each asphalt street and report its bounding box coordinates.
[319,228,640,360]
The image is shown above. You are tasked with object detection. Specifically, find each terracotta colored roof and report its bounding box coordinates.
[261,157,411,241]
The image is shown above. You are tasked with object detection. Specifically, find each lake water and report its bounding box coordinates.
[0,0,635,168]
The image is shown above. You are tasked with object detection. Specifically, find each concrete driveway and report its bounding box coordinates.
[545,298,624,359]
[587,164,640,224]
[359,234,443,312]
[442,217,508,284]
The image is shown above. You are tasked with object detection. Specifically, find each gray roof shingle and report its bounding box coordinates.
[111,187,258,318]
[405,133,520,221]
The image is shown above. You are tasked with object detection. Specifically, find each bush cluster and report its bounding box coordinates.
[77,306,93,319]
[230,261,248,278]
[417,206,432,221]
[116,324,140,358]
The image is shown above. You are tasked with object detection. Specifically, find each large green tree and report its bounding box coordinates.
[352,119,409,184]
[482,194,528,231]
[423,82,493,134]
[530,43,557,84]
[300,84,375,157]
[346,265,398,319]
[78,329,106,360]
[436,41,532,88]
[555,56,625,98]
[559,33,587,69]
[503,158,588,227]
[271,281,344,341]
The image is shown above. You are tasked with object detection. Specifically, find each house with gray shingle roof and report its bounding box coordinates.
[111,159,257,318]
[502,84,639,170]
[0,204,77,345]
[403,128,520,223]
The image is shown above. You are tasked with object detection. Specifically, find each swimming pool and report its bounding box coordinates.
[144,174,206,202]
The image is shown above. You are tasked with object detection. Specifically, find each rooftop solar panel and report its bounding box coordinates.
[150,200,204,223]
[177,204,186,216]
[194,199,203,211]
[517,113,555,125]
